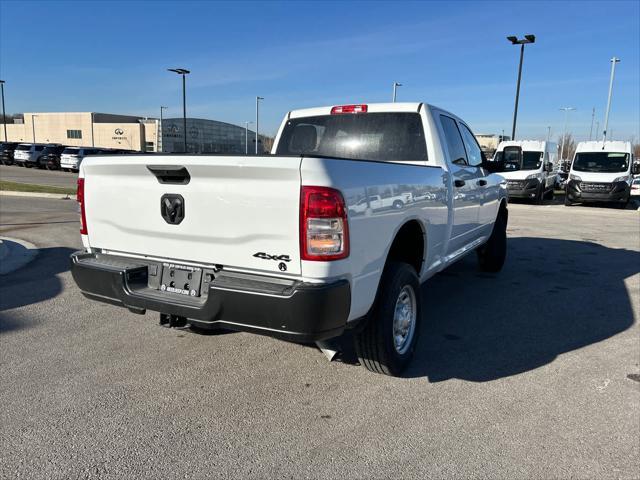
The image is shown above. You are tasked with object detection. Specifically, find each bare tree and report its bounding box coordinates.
[558,133,576,160]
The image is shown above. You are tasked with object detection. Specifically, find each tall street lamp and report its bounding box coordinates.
[244,121,253,154]
[559,107,576,161]
[255,96,264,155]
[167,68,190,153]
[602,57,620,144]
[0,80,6,141]
[159,106,168,152]
[392,82,402,103]
[507,34,535,140]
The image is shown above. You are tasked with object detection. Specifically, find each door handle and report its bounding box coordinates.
[477,179,488,187]
[454,179,466,188]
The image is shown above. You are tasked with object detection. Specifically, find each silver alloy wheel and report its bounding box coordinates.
[392,284,417,355]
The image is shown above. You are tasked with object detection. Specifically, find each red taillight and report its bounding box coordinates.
[300,186,349,261]
[330,104,368,115]
[77,178,88,235]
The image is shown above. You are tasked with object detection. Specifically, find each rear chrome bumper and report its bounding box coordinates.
[70,251,351,342]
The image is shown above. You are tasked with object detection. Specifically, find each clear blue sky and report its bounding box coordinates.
[1,0,638,141]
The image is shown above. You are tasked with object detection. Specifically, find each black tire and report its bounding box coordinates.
[533,185,544,204]
[477,208,507,272]
[392,200,404,210]
[354,262,421,376]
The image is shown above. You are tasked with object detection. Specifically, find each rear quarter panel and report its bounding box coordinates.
[301,157,448,321]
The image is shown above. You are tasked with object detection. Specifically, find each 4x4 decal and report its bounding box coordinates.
[253,252,291,262]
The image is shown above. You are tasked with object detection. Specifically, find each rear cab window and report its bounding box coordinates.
[276,112,428,162]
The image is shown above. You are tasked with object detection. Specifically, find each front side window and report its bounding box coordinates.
[573,152,629,173]
[276,112,428,162]
[439,115,468,166]
[458,123,483,167]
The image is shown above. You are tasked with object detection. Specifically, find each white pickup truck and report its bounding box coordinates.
[71,102,508,376]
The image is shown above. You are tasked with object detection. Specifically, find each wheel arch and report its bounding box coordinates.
[384,218,427,277]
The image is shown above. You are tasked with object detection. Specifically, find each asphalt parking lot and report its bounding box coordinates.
[0,193,638,479]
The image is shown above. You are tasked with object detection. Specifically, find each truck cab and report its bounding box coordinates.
[566,141,637,208]
[494,140,558,203]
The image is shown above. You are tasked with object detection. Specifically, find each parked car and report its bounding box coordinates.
[493,140,558,203]
[0,142,19,165]
[39,145,66,170]
[70,102,508,377]
[60,147,103,172]
[566,141,638,208]
[630,177,640,198]
[13,143,59,168]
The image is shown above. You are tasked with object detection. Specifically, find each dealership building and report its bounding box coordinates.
[0,112,263,153]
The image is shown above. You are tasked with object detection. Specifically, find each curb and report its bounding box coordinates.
[0,190,76,200]
[0,237,38,275]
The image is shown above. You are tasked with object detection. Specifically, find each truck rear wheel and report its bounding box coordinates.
[354,262,421,376]
[477,210,507,272]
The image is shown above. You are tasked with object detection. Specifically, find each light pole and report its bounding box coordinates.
[392,82,402,102]
[255,96,263,154]
[167,68,190,153]
[559,107,575,161]
[589,107,595,141]
[244,121,253,154]
[32,114,38,142]
[507,34,535,140]
[602,56,620,144]
[159,106,168,152]
[0,80,6,142]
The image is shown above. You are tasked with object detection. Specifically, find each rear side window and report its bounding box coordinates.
[276,112,428,162]
[439,115,467,166]
[62,148,79,155]
[16,145,31,151]
[35,146,45,151]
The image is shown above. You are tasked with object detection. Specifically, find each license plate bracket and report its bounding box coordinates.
[159,263,203,297]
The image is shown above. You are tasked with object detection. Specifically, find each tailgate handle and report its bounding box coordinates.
[147,165,191,185]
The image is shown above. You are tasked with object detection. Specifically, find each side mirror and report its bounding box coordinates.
[632,163,640,175]
[482,159,505,173]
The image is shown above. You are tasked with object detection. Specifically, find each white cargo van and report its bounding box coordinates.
[566,141,637,208]
[494,140,558,203]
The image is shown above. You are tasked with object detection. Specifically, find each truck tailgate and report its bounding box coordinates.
[81,155,303,275]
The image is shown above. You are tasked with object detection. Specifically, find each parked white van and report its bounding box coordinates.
[494,140,558,203]
[566,141,637,208]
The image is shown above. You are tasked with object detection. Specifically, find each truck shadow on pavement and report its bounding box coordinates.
[405,237,639,381]
[0,246,76,333]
